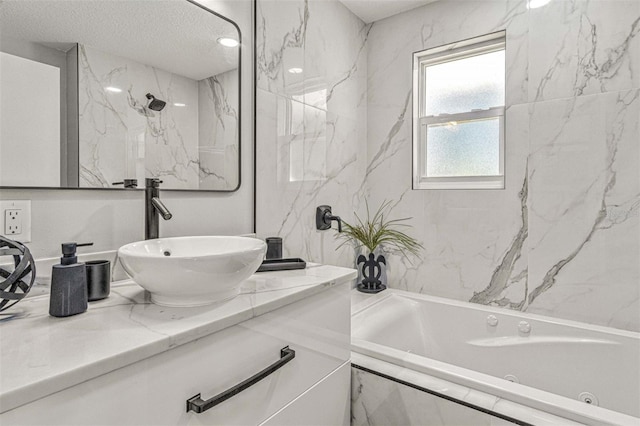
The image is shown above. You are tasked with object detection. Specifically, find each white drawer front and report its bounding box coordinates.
[1,283,350,425]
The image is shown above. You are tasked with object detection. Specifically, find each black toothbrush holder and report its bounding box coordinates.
[265,237,283,260]
[86,260,111,301]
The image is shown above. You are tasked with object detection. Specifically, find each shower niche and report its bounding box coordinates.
[0,0,241,191]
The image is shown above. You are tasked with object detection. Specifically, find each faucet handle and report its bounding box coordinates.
[145,178,164,188]
[316,205,343,233]
[112,179,138,189]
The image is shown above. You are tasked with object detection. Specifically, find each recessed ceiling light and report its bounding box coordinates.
[288,67,303,74]
[105,86,122,93]
[217,37,239,47]
[173,103,186,107]
[527,0,551,9]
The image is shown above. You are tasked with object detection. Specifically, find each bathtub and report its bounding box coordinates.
[351,289,640,426]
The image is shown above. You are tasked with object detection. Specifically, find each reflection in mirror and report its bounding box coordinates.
[0,0,240,191]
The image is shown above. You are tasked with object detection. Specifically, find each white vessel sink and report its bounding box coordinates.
[118,236,266,307]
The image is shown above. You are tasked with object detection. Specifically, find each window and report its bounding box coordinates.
[413,32,506,190]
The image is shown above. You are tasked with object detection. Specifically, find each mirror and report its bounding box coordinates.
[0,0,240,191]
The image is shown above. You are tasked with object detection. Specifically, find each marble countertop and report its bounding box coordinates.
[0,264,356,414]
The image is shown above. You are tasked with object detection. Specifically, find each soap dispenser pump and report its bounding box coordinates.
[49,242,92,317]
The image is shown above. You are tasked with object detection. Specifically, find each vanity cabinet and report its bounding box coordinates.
[0,283,350,425]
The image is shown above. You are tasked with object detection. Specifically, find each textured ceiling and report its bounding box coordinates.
[0,0,239,80]
[339,0,436,23]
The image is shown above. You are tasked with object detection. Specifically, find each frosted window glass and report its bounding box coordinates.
[426,118,500,177]
[425,50,505,116]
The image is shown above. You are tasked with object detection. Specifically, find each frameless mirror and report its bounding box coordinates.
[0,0,240,191]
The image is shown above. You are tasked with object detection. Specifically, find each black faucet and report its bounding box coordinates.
[145,178,172,240]
[316,205,342,232]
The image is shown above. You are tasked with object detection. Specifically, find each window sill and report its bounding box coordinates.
[413,178,505,190]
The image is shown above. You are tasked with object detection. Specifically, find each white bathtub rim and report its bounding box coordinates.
[351,352,586,426]
[351,288,640,339]
[351,288,640,424]
[351,338,639,426]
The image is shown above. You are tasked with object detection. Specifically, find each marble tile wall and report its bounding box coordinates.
[365,0,640,331]
[198,69,239,190]
[351,368,515,426]
[255,0,369,266]
[255,0,638,331]
[79,45,239,190]
[78,44,200,189]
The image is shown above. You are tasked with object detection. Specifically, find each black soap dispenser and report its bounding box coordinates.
[49,242,92,317]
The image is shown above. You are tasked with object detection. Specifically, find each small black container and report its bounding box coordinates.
[265,237,283,260]
[86,260,111,301]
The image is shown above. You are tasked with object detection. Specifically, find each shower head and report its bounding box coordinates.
[145,93,166,111]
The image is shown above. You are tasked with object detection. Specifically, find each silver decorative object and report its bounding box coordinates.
[0,236,36,312]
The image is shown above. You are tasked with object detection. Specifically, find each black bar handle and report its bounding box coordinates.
[186,346,296,414]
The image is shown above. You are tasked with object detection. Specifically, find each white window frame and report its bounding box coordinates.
[412,31,506,190]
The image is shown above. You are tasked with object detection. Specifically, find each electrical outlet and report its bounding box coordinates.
[0,200,31,243]
[4,209,22,235]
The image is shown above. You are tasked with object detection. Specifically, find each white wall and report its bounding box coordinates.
[0,0,254,260]
[0,52,60,187]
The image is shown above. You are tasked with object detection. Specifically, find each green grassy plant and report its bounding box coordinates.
[337,200,423,259]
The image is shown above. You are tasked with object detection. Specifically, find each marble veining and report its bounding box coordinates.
[525,89,639,329]
[256,0,368,268]
[470,173,529,310]
[357,89,411,195]
[78,44,199,189]
[0,264,356,414]
[528,0,639,102]
[256,0,309,96]
[350,353,588,426]
[255,0,639,331]
[78,44,238,190]
[198,70,239,189]
[350,354,529,426]
[361,0,639,331]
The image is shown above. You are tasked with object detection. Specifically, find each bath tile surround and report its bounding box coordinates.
[255,0,369,264]
[351,367,520,426]
[79,44,238,190]
[256,0,640,332]
[363,0,639,331]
